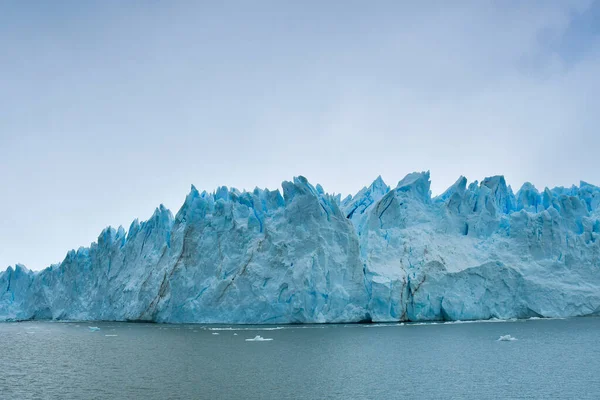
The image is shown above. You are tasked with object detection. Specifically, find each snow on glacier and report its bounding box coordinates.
[1,172,600,324]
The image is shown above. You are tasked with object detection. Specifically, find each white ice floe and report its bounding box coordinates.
[211,332,219,335]
[207,327,284,331]
[497,334,517,341]
[245,335,273,342]
[88,326,101,331]
[444,318,511,325]
[105,334,118,337]
[362,323,405,328]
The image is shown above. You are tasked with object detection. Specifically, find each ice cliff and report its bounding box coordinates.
[2,172,600,323]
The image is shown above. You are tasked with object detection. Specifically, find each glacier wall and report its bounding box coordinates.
[2,172,600,323]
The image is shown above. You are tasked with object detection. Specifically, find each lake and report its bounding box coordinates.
[1,317,599,399]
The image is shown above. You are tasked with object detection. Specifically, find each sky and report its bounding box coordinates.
[1,0,600,271]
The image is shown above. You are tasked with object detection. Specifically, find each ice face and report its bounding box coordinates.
[2,172,600,324]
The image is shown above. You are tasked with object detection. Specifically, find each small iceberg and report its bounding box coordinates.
[212,332,219,335]
[245,335,273,342]
[88,326,101,332]
[207,327,284,331]
[104,334,118,337]
[497,334,517,341]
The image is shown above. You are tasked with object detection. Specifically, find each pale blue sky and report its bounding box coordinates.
[2,1,600,270]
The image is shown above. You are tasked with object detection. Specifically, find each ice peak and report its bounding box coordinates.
[1,264,31,278]
[187,185,201,202]
[98,226,117,245]
[580,181,599,189]
[437,176,467,202]
[395,171,431,202]
[215,186,229,201]
[282,176,320,202]
[481,175,507,190]
[152,204,172,220]
[480,175,515,214]
[368,175,389,196]
[372,175,387,189]
[516,182,541,212]
[341,175,391,224]
[13,264,29,273]
[519,182,538,192]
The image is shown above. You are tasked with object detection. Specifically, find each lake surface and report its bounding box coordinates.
[1,317,599,399]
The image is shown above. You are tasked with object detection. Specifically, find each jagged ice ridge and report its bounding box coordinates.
[2,172,600,323]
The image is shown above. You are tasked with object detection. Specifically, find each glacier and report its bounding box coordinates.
[2,172,600,324]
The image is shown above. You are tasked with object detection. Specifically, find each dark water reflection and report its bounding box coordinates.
[1,318,599,399]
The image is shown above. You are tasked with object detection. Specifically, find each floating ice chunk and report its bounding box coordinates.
[233,333,238,335]
[105,334,118,337]
[498,334,517,341]
[207,327,284,331]
[245,335,273,341]
[212,332,219,335]
[88,326,101,331]
[362,323,405,328]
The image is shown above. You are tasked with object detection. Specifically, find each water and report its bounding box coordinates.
[2,318,600,399]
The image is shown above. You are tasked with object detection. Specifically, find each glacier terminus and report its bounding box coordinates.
[2,172,600,324]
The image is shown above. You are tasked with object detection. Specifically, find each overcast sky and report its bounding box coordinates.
[1,1,600,271]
